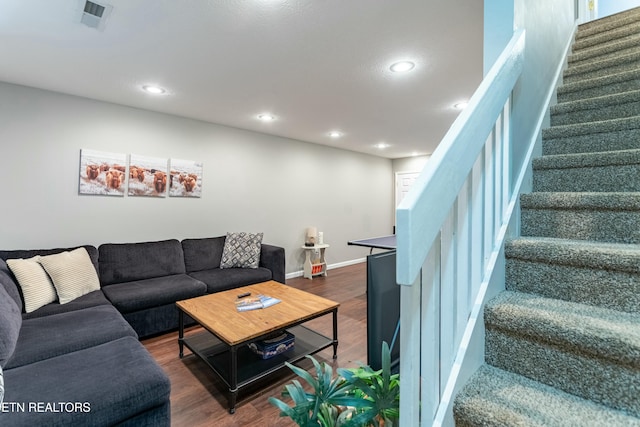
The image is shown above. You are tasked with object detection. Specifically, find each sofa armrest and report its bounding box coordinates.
[259,244,285,283]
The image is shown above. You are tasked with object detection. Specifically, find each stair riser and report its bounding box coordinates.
[558,77,640,103]
[543,129,640,155]
[533,164,640,192]
[550,101,640,126]
[485,329,640,417]
[564,56,640,84]
[521,208,640,244]
[505,258,640,313]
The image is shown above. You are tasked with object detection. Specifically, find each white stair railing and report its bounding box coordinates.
[396,30,525,426]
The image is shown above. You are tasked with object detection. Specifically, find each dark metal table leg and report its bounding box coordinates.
[178,310,184,358]
[332,308,339,359]
[229,345,238,414]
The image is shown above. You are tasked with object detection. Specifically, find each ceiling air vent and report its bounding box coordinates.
[79,0,112,30]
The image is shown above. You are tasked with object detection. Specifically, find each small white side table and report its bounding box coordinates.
[301,244,329,279]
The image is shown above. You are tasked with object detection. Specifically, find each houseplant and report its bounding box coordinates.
[269,341,400,426]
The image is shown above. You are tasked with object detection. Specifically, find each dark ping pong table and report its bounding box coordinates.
[347,235,396,254]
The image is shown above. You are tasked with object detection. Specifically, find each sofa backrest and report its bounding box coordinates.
[0,281,22,368]
[0,259,23,312]
[0,246,99,271]
[0,246,99,312]
[99,239,186,286]
[181,236,225,273]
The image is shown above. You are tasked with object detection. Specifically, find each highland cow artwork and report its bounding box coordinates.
[128,154,169,197]
[79,149,127,196]
[169,158,203,198]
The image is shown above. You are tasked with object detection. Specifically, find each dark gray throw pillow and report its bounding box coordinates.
[220,232,263,269]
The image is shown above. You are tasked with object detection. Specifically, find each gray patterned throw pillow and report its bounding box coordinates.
[220,232,263,269]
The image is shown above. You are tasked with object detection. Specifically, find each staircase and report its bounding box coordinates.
[453,8,640,426]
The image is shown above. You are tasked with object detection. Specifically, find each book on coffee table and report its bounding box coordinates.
[235,294,281,312]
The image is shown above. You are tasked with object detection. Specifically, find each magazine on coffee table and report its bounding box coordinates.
[235,294,281,312]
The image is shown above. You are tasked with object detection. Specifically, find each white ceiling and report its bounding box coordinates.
[0,0,483,159]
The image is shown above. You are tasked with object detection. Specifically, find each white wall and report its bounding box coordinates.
[484,0,515,75]
[511,0,576,187]
[392,155,430,176]
[598,0,640,17]
[0,82,393,274]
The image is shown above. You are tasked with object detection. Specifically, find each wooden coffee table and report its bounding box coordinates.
[176,280,339,413]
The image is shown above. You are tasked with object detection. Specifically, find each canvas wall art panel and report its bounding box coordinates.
[79,149,127,196]
[128,154,169,198]
[169,158,203,198]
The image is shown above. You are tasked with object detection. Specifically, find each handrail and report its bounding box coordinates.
[396,29,525,286]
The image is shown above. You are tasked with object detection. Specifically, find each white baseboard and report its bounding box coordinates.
[285,258,366,280]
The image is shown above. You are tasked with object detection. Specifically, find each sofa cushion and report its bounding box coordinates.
[2,337,171,427]
[221,232,263,269]
[21,289,111,320]
[0,285,21,368]
[0,259,23,312]
[181,236,225,272]
[102,274,206,313]
[5,304,137,369]
[188,267,272,293]
[37,247,101,304]
[99,239,186,285]
[6,256,57,313]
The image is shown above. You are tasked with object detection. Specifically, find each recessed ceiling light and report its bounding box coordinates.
[142,85,166,95]
[454,101,469,110]
[257,113,276,121]
[390,61,415,73]
[375,143,389,149]
[328,131,343,138]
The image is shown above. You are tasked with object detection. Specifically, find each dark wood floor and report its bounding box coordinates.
[142,262,367,427]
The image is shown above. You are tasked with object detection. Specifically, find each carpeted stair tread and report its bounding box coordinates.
[532,149,640,193]
[505,238,640,313]
[542,128,640,155]
[485,291,640,369]
[543,115,640,139]
[570,32,640,65]
[520,193,640,243]
[521,191,640,211]
[550,89,640,126]
[505,236,640,278]
[557,68,640,102]
[563,48,640,84]
[453,365,640,427]
[533,148,640,169]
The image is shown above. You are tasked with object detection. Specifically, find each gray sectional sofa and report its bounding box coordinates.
[0,235,285,426]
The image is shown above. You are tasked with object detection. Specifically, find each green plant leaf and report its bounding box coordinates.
[287,361,321,391]
[269,395,315,426]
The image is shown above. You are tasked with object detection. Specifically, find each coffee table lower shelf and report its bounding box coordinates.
[181,324,334,412]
